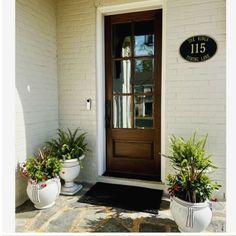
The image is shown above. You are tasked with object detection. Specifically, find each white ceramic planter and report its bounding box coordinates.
[27,177,61,209]
[170,196,212,232]
[59,155,85,195]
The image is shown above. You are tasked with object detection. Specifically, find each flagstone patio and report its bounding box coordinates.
[15,183,226,233]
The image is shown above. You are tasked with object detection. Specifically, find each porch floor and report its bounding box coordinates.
[16,182,226,233]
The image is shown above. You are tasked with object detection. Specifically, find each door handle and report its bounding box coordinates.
[106,100,111,128]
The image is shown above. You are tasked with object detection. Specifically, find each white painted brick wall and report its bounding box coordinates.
[166,0,226,199]
[57,0,225,200]
[16,0,59,206]
[57,0,98,183]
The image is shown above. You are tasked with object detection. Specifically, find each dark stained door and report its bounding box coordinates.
[105,10,162,181]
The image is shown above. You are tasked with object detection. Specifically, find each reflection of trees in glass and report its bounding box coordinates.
[135,60,152,73]
[135,35,154,56]
[138,44,153,55]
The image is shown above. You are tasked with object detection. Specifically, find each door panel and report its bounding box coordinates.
[105,10,162,180]
[113,140,153,159]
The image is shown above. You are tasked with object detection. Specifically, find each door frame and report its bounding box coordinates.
[96,0,166,182]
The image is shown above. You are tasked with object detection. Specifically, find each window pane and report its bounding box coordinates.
[113,60,131,94]
[112,23,132,58]
[134,59,154,93]
[113,96,132,128]
[134,21,154,56]
[134,96,153,129]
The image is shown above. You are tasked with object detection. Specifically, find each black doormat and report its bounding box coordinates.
[78,182,163,214]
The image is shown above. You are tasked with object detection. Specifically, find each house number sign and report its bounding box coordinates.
[180,35,217,62]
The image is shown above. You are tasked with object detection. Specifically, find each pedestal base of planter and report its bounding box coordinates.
[178,227,185,233]
[34,202,56,210]
[61,183,83,195]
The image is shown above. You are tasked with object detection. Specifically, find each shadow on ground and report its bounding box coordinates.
[15,182,225,233]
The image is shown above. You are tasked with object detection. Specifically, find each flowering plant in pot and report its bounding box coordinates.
[46,128,89,195]
[163,133,221,232]
[20,148,61,209]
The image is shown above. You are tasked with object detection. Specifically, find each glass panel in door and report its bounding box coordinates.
[134,21,154,56]
[113,60,132,94]
[134,95,153,129]
[134,59,154,93]
[112,23,132,58]
[113,96,132,128]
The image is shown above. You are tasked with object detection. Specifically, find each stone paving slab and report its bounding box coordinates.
[15,182,226,233]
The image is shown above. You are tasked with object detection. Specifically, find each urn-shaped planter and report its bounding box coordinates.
[59,155,85,195]
[170,196,212,232]
[27,177,61,209]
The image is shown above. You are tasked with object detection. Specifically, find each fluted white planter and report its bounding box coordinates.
[27,177,61,209]
[59,155,84,195]
[170,196,212,232]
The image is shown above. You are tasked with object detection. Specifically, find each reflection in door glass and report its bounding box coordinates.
[134,96,153,129]
[113,60,131,94]
[134,21,154,56]
[113,96,131,128]
[112,23,132,58]
[134,59,153,93]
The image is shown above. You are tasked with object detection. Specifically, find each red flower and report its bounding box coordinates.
[173,183,180,192]
[41,184,47,188]
[211,197,218,202]
[22,171,28,177]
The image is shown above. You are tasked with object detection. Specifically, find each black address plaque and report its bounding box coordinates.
[180,35,217,62]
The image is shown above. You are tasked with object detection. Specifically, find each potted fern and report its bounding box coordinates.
[163,133,221,232]
[20,148,61,209]
[46,128,89,195]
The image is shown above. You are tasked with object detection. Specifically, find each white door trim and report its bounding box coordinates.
[96,0,166,182]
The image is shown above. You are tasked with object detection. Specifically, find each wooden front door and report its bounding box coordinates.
[105,10,162,181]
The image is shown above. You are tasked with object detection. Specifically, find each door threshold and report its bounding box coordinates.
[97,174,166,192]
[103,171,160,181]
